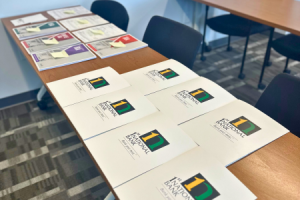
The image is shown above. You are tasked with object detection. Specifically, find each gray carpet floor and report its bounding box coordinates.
[1,32,300,200]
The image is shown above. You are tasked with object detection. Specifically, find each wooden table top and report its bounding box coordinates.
[195,0,300,36]
[2,9,300,200]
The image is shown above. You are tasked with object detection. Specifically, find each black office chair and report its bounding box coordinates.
[255,74,300,137]
[201,6,272,79]
[258,34,300,89]
[143,16,202,69]
[91,0,129,31]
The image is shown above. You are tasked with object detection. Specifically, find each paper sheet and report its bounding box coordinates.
[59,15,109,31]
[11,14,48,26]
[73,23,126,43]
[85,112,197,188]
[180,100,289,166]
[47,67,131,107]
[47,6,92,20]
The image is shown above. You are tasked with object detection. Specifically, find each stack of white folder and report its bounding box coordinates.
[47,59,289,200]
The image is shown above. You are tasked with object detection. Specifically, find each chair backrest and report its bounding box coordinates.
[255,74,300,136]
[143,16,202,69]
[91,0,129,31]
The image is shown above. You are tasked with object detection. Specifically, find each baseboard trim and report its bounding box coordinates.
[0,89,40,110]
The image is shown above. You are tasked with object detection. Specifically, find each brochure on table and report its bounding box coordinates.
[13,21,66,40]
[180,100,289,166]
[21,32,80,54]
[47,67,130,107]
[59,15,109,31]
[115,147,256,200]
[87,34,148,59]
[73,23,126,43]
[64,87,158,140]
[85,112,197,188]
[11,14,48,26]
[47,6,92,20]
[122,59,200,95]
[31,44,96,71]
[147,77,237,124]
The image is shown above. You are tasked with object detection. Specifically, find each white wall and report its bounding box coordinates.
[0,0,81,99]
[0,0,226,100]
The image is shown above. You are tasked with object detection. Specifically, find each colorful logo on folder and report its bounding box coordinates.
[189,88,214,103]
[110,99,135,115]
[88,77,109,89]
[158,68,179,79]
[139,130,169,152]
[181,173,220,200]
[230,116,261,136]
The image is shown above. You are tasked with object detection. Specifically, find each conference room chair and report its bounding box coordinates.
[143,16,203,69]
[91,0,129,31]
[201,6,272,79]
[255,74,300,137]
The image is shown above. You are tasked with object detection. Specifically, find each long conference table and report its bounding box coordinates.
[2,6,300,200]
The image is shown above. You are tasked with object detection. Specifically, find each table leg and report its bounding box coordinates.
[258,27,274,90]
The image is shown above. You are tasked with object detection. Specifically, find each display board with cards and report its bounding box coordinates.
[21,32,80,54]
[87,34,148,59]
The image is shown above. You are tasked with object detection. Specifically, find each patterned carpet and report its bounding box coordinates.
[1,32,300,200]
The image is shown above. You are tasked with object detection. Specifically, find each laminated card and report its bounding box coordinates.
[87,34,148,59]
[85,112,197,188]
[122,59,199,95]
[47,67,130,107]
[13,21,66,40]
[114,147,256,200]
[47,6,92,20]
[11,14,48,26]
[147,77,236,124]
[21,32,80,54]
[63,87,158,140]
[59,15,109,31]
[73,23,126,43]
[180,100,289,166]
[31,44,96,71]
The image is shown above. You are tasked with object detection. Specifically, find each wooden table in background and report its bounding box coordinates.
[2,8,300,200]
[194,0,300,36]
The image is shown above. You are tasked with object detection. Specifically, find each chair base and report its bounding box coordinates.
[283,69,291,74]
[258,83,266,90]
[200,56,206,61]
[205,45,212,52]
[227,46,233,51]
[266,61,272,67]
[238,73,245,79]
[37,101,48,110]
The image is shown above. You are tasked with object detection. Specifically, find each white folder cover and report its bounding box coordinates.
[115,147,257,200]
[85,112,197,188]
[147,77,236,124]
[47,67,130,107]
[122,59,199,95]
[180,100,289,166]
[63,87,158,140]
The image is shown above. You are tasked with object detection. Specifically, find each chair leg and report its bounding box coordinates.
[258,28,275,89]
[104,192,115,200]
[227,35,232,51]
[37,85,48,110]
[238,35,250,79]
[283,58,291,74]
[200,5,209,61]
[266,29,273,67]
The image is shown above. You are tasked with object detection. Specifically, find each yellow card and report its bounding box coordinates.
[64,10,75,14]
[90,29,104,35]
[77,19,89,24]
[26,27,41,32]
[42,38,59,45]
[109,41,126,48]
[50,50,69,58]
